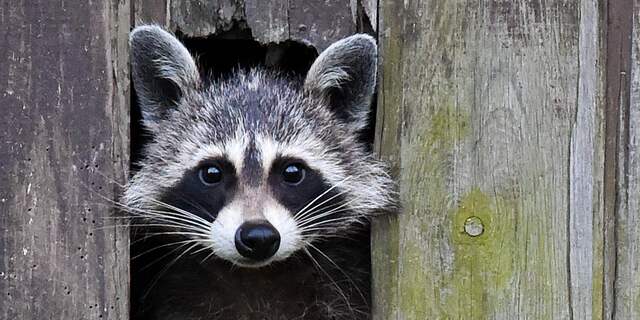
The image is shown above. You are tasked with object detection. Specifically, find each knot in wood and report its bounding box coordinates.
[463,216,484,237]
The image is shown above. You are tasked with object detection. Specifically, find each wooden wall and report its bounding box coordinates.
[372,0,639,319]
[133,0,376,51]
[0,0,130,318]
[614,0,640,317]
[1,0,638,319]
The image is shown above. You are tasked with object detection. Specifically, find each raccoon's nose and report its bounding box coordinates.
[234,221,280,261]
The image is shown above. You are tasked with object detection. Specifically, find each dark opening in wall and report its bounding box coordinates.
[130,28,318,171]
[129,27,320,319]
[178,29,319,79]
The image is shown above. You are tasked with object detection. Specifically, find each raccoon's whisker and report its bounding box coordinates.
[294,188,354,223]
[130,229,211,246]
[91,223,203,232]
[200,250,217,264]
[125,204,213,231]
[146,197,211,227]
[107,199,212,231]
[304,241,367,307]
[190,243,215,255]
[298,211,368,231]
[124,213,212,236]
[86,167,128,189]
[296,193,364,222]
[132,223,210,240]
[293,176,351,220]
[302,244,354,314]
[296,198,362,227]
[299,218,359,233]
[124,207,208,225]
[296,203,350,227]
[139,241,193,272]
[142,242,201,300]
[144,208,211,225]
[133,210,212,232]
[132,239,205,260]
[137,231,212,238]
[131,231,191,246]
[167,190,216,221]
[297,206,369,228]
[301,233,357,242]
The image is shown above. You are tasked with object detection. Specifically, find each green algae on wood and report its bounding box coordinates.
[371,0,608,319]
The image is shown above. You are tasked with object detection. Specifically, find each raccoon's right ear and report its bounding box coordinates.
[130,25,200,130]
[304,34,377,132]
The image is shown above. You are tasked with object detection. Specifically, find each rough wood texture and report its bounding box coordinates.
[0,0,130,319]
[603,0,635,318]
[134,0,373,51]
[372,0,610,318]
[571,0,605,318]
[613,0,640,317]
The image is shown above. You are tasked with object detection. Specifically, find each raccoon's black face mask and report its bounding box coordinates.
[125,25,394,267]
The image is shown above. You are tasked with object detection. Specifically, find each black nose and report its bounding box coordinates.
[234,221,280,261]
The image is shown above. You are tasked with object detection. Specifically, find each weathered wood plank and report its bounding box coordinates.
[0,0,130,318]
[603,0,635,317]
[135,0,370,51]
[613,0,640,317]
[571,1,606,318]
[286,0,356,50]
[134,0,168,26]
[245,0,289,43]
[362,0,377,31]
[372,0,607,318]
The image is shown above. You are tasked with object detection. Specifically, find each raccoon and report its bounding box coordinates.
[125,25,395,320]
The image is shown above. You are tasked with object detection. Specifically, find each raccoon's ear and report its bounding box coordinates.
[304,34,377,131]
[130,25,200,130]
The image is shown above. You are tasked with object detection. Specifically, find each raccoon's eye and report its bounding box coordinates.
[199,165,223,185]
[282,163,305,185]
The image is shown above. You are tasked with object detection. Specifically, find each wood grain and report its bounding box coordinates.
[613,0,640,317]
[571,0,605,318]
[134,0,372,51]
[0,0,130,318]
[372,0,609,318]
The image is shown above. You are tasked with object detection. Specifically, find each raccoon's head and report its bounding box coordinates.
[125,25,394,268]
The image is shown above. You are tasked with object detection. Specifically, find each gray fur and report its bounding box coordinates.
[125,25,395,320]
[304,34,378,131]
[130,25,201,130]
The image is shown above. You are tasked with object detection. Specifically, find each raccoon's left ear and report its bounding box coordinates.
[130,25,201,131]
[304,34,377,131]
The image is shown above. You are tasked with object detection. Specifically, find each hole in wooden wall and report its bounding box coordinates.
[178,28,319,78]
[129,26,319,319]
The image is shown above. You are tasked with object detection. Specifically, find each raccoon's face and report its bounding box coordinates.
[125,26,393,268]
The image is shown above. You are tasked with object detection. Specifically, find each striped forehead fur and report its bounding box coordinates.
[125,68,394,217]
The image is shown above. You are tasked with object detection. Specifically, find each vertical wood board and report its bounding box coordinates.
[613,0,640,317]
[372,0,607,318]
[0,0,130,318]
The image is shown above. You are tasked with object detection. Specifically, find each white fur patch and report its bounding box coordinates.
[224,129,249,172]
[162,127,248,186]
[262,199,301,261]
[256,133,347,188]
[209,201,244,261]
[207,195,300,266]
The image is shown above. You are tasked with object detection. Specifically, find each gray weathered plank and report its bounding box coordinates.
[0,0,130,318]
[570,0,605,318]
[134,0,370,51]
[372,0,607,318]
[614,0,640,317]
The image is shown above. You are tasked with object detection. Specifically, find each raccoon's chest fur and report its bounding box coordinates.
[134,231,371,320]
